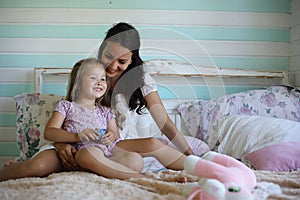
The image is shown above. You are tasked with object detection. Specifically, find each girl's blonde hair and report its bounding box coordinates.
[65,58,110,106]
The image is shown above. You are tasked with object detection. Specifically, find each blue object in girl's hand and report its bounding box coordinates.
[97,129,106,139]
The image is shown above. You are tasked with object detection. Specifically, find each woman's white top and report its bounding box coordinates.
[115,72,161,139]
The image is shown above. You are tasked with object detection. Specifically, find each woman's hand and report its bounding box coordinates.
[54,142,80,171]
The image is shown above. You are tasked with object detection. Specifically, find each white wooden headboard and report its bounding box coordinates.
[34,59,289,135]
[34,59,289,92]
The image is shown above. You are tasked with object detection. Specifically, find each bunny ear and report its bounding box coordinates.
[182,183,201,200]
[186,189,201,200]
[184,155,200,175]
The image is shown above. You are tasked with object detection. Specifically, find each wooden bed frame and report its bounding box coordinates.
[33,59,289,135]
[1,59,298,200]
[34,59,289,91]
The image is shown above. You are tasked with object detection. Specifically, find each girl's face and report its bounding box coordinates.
[101,41,133,79]
[79,63,107,101]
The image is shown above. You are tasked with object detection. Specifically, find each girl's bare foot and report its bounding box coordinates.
[4,160,16,167]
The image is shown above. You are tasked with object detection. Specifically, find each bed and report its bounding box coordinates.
[0,59,299,200]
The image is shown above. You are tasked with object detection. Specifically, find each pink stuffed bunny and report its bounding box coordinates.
[183,151,256,200]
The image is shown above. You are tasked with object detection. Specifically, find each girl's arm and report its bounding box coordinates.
[101,118,120,145]
[44,111,80,142]
[108,118,120,139]
[145,91,194,155]
[45,111,100,142]
[45,111,82,170]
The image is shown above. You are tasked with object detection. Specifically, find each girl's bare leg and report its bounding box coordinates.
[110,147,144,172]
[0,149,62,181]
[116,138,186,170]
[74,147,146,180]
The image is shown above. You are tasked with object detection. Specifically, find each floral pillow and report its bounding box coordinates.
[14,93,64,161]
[178,85,300,149]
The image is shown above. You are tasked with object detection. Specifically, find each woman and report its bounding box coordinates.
[56,22,194,171]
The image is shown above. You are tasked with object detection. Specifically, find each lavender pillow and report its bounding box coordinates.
[244,142,300,171]
[158,135,209,157]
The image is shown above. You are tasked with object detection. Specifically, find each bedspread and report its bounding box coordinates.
[0,170,299,200]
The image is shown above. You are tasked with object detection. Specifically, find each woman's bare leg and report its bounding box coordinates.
[116,138,186,170]
[0,149,62,181]
[74,147,146,180]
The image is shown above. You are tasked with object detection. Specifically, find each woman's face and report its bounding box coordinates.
[101,41,133,79]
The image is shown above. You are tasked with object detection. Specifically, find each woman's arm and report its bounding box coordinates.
[145,91,194,155]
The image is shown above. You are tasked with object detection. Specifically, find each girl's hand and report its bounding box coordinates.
[100,130,116,145]
[77,128,99,142]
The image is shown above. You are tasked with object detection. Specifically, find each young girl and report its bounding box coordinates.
[0,58,146,181]
[56,22,193,171]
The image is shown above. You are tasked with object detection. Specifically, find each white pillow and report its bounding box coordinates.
[213,115,300,160]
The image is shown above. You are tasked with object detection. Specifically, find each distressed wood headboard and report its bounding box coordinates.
[34,59,289,135]
[34,59,289,92]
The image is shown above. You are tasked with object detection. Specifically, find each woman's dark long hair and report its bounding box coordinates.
[98,22,146,114]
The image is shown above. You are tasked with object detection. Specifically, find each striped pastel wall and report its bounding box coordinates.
[291,0,300,87]
[0,0,292,165]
